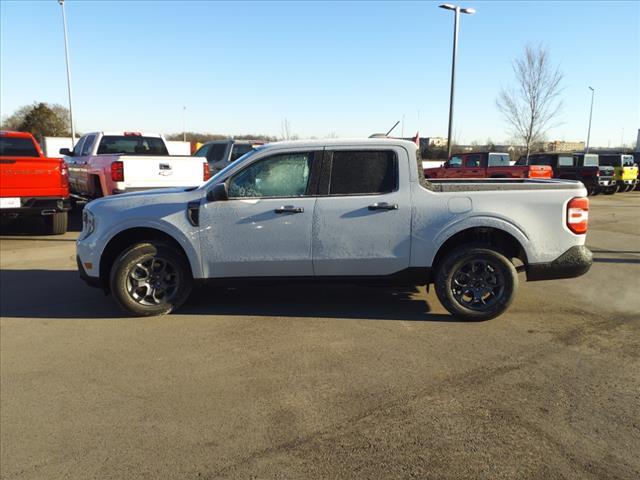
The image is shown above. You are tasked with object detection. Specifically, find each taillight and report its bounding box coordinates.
[596,170,600,177]
[111,161,124,182]
[60,160,69,191]
[567,197,589,234]
[203,162,211,181]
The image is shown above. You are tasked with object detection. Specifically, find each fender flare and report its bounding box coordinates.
[428,215,531,266]
[99,219,203,278]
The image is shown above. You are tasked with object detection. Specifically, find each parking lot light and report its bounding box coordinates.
[439,3,475,158]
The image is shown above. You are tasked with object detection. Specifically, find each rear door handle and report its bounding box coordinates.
[274,206,304,214]
[368,202,398,211]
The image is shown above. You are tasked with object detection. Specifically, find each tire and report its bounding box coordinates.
[44,212,68,235]
[435,246,518,321]
[110,242,193,317]
[603,186,616,195]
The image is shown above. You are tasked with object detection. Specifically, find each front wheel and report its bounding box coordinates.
[435,246,518,321]
[110,242,193,316]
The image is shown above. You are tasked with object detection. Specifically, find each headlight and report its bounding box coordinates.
[81,210,96,238]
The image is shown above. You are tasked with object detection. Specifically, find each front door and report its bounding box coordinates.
[199,150,319,278]
[312,148,412,276]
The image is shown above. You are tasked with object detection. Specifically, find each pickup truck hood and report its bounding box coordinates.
[88,187,202,212]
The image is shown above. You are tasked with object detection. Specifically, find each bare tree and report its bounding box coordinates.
[496,44,563,160]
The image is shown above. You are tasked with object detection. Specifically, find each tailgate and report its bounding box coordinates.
[0,157,68,198]
[528,165,552,178]
[119,156,205,188]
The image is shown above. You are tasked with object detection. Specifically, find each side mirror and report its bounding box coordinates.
[443,161,449,168]
[60,148,72,156]
[207,182,229,202]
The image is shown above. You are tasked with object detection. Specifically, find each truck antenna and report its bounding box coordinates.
[385,121,400,137]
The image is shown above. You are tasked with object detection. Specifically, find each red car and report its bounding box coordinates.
[424,152,552,180]
[0,131,71,234]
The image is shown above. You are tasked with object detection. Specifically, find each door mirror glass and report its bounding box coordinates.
[207,182,229,202]
[59,148,72,156]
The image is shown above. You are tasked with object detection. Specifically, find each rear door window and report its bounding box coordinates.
[465,154,482,168]
[209,144,228,163]
[81,134,96,156]
[328,150,397,195]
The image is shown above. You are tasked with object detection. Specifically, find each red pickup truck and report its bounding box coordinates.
[0,131,71,234]
[424,152,552,179]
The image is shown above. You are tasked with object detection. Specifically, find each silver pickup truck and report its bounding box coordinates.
[77,139,592,320]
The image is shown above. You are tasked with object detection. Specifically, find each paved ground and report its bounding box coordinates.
[1,193,639,480]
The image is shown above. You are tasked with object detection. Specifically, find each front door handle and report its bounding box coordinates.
[274,206,304,214]
[368,202,399,211]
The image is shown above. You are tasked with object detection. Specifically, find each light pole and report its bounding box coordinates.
[439,3,475,158]
[586,86,594,153]
[59,0,76,147]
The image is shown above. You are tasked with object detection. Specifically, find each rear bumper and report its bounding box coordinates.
[526,245,593,281]
[0,197,71,215]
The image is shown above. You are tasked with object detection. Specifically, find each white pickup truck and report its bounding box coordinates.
[61,132,209,199]
[77,139,592,320]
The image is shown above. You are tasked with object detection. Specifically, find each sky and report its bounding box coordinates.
[0,0,638,147]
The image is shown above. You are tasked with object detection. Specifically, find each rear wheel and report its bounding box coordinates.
[44,212,68,235]
[110,242,193,317]
[435,246,518,321]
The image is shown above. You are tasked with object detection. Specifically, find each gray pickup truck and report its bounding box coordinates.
[77,139,592,320]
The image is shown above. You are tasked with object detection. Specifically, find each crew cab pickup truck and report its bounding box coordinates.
[424,152,552,180]
[597,153,638,192]
[516,153,615,195]
[1,131,70,234]
[194,139,265,173]
[62,132,210,199]
[77,139,592,320]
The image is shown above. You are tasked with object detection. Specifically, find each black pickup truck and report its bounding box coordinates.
[515,152,615,195]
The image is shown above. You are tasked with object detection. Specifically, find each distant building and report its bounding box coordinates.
[426,137,448,148]
[546,140,585,152]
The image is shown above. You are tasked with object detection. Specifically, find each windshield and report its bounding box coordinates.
[97,135,169,155]
[200,146,265,188]
[0,136,39,157]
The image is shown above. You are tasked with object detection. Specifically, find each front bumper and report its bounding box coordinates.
[526,245,593,281]
[77,255,102,289]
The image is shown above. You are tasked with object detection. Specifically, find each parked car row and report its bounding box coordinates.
[424,151,638,196]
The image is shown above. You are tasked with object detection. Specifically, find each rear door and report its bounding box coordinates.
[312,147,411,276]
[461,153,484,177]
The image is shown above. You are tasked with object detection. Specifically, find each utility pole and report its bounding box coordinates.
[59,0,76,147]
[182,106,186,142]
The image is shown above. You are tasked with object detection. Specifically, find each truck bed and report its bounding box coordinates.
[426,178,584,192]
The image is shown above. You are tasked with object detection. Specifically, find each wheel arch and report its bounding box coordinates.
[431,226,528,273]
[99,227,196,292]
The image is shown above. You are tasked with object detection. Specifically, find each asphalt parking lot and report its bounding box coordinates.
[1,193,639,480]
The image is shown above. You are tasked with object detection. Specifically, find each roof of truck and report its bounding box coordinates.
[259,138,419,150]
[0,130,36,139]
